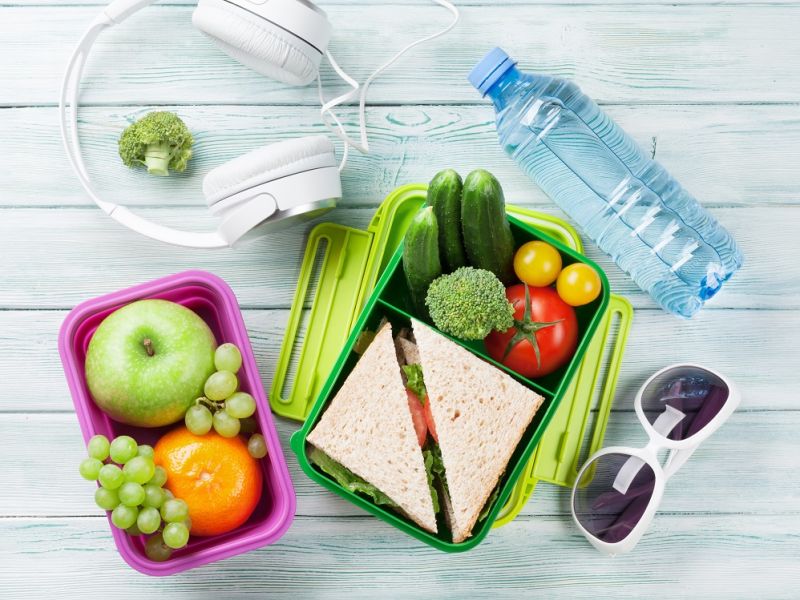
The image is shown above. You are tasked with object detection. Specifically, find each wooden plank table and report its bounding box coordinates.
[1,1,798,597]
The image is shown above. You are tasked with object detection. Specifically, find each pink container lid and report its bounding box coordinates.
[58,270,296,576]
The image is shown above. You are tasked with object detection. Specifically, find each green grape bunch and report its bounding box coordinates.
[78,433,193,561]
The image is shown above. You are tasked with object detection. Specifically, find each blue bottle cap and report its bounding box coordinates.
[468,47,517,97]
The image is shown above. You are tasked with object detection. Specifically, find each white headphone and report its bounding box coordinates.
[60,0,459,249]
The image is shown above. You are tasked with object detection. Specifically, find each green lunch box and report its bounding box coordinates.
[274,184,632,548]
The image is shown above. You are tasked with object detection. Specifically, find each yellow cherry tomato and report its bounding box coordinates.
[513,241,562,287]
[557,263,602,306]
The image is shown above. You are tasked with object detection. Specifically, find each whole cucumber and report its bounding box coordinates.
[428,169,467,272]
[403,206,442,318]
[461,169,515,284]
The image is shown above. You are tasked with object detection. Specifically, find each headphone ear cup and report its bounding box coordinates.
[203,135,337,207]
[192,0,321,86]
[205,135,341,245]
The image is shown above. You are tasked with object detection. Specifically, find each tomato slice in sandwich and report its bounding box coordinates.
[406,389,428,447]
[422,395,438,444]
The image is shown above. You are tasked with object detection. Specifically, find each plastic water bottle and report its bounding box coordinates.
[468,48,743,318]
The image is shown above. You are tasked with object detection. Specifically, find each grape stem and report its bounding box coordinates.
[195,397,221,412]
[143,338,155,357]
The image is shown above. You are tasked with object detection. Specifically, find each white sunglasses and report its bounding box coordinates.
[571,363,740,555]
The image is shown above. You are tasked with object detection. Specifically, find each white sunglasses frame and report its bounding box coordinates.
[570,363,741,555]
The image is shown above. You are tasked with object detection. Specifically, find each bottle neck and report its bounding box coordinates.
[485,65,525,111]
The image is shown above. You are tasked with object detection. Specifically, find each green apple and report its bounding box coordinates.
[85,299,217,427]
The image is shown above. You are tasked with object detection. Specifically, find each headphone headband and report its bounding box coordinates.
[60,2,231,248]
[224,0,332,54]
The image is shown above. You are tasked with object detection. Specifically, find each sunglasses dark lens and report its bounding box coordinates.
[640,366,729,441]
[573,452,656,544]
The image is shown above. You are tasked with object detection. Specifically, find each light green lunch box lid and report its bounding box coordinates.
[271,184,633,526]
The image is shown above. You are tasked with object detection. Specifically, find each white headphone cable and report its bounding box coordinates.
[316,60,353,173]
[318,0,460,170]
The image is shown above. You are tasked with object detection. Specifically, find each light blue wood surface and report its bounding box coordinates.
[1,1,798,597]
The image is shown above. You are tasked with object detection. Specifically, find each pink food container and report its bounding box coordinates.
[58,270,296,576]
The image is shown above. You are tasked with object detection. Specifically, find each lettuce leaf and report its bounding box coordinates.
[423,443,450,516]
[308,447,398,508]
[402,363,427,404]
[428,443,448,496]
[422,448,440,513]
[477,485,501,522]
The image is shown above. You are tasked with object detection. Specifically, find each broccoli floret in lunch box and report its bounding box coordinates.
[118,111,194,176]
[425,267,514,341]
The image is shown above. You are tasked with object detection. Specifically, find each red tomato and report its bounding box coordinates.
[406,389,428,447]
[484,284,578,378]
[422,395,438,444]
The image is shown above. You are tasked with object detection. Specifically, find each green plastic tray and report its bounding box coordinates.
[272,184,632,530]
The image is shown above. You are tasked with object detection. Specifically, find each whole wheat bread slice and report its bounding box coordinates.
[307,322,437,533]
[411,319,543,542]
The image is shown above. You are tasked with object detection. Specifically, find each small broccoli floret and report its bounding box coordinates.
[425,267,514,340]
[118,111,193,176]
